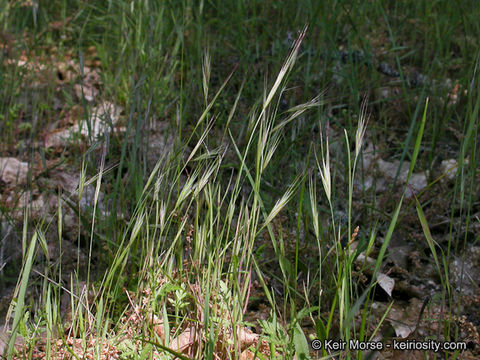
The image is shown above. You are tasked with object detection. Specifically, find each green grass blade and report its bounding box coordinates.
[7,231,38,359]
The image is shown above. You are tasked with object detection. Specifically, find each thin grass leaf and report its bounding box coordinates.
[368,301,394,341]
[406,98,428,184]
[7,231,37,359]
[371,99,428,281]
[415,198,446,289]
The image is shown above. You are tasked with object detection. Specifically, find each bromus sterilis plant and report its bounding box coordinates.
[4,28,328,359]
[308,98,429,359]
[3,0,479,357]
[310,99,369,353]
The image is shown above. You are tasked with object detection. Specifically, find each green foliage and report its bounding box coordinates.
[1,0,479,359]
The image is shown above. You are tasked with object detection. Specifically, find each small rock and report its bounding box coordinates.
[14,192,56,221]
[77,101,122,140]
[409,71,428,87]
[450,246,480,296]
[440,159,458,181]
[73,66,100,102]
[44,128,76,148]
[51,171,79,194]
[376,158,427,197]
[79,185,106,215]
[0,221,18,273]
[0,157,28,184]
[377,62,399,77]
[361,143,376,170]
[145,121,175,170]
[45,101,123,148]
[406,172,428,198]
[341,49,366,64]
[377,158,409,182]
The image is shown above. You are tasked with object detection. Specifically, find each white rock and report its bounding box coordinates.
[45,101,123,148]
[77,101,122,140]
[377,158,410,182]
[376,158,428,197]
[440,159,458,181]
[0,157,28,184]
[361,142,376,170]
[450,246,480,296]
[406,172,428,198]
[44,128,74,148]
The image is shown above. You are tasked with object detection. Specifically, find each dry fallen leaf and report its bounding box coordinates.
[237,326,259,351]
[240,349,256,360]
[388,319,415,338]
[377,272,395,297]
[150,314,165,341]
[170,327,199,354]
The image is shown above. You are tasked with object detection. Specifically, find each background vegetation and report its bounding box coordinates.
[0,0,479,359]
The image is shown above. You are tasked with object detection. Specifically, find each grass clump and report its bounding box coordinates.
[1,1,480,359]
